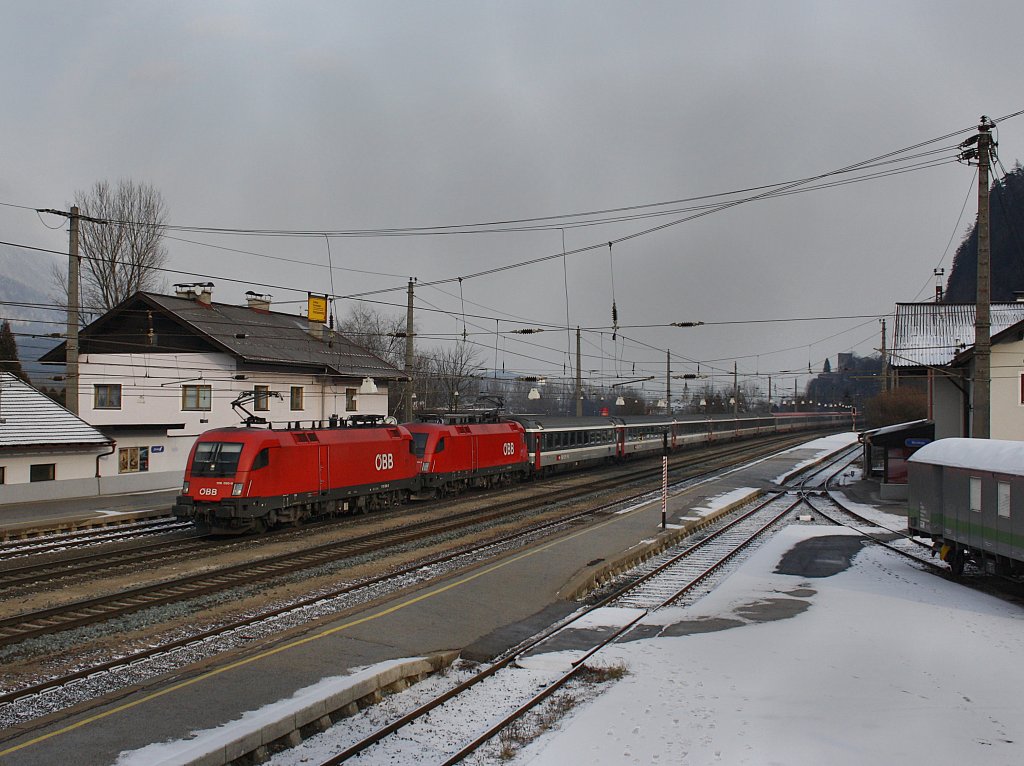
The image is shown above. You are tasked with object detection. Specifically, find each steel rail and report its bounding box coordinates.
[0,435,810,710]
[319,488,811,764]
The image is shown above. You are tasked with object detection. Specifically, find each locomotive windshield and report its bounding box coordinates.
[191,442,244,477]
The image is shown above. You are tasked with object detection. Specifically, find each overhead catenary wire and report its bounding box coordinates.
[9,111,1024,397]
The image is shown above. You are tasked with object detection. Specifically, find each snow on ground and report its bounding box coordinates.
[114,432,1024,765]
[168,522,1024,766]
[774,431,859,483]
[515,525,1024,765]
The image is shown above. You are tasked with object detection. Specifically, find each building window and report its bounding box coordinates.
[182,384,212,411]
[94,384,122,409]
[254,385,270,411]
[0,466,5,484]
[969,477,982,513]
[30,463,55,482]
[998,481,1010,518]
[290,386,304,411]
[346,388,357,412]
[118,446,149,474]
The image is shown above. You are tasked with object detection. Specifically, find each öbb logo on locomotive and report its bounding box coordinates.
[375,453,395,471]
[502,442,516,456]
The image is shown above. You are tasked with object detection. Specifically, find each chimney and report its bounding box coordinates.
[173,282,215,305]
[245,291,272,312]
[308,317,324,340]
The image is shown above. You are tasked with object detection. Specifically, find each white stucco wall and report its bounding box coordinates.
[991,338,1024,441]
[71,352,390,489]
[0,449,111,503]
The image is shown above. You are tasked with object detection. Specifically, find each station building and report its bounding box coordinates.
[39,285,407,495]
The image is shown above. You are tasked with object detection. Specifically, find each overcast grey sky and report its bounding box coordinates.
[2,1,1022,399]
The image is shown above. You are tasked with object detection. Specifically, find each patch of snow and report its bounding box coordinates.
[516,525,1024,765]
[774,431,859,482]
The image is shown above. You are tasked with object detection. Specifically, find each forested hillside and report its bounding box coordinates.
[945,163,1024,302]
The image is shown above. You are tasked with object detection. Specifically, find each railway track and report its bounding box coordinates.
[0,432,824,733]
[0,533,216,591]
[0,431,816,595]
[0,516,191,561]
[305,444,927,764]
[311,489,806,765]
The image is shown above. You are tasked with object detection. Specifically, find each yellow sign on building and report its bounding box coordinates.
[307,294,328,323]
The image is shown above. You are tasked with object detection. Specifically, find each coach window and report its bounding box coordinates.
[969,477,982,513]
[346,388,358,412]
[94,384,122,409]
[118,446,149,474]
[998,482,1010,518]
[1020,373,1024,405]
[30,463,55,482]
[0,466,4,484]
[182,384,212,411]
[254,385,271,411]
[290,386,304,411]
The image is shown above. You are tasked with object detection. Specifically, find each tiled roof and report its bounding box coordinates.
[0,373,111,448]
[890,303,1024,368]
[143,294,405,379]
[43,292,408,381]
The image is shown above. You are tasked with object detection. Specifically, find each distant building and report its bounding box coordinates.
[0,371,113,503]
[41,286,408,493]
[890,301,1024,440]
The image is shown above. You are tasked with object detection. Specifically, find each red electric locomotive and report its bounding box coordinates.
[407,418,530,496]
[173,420,419,533]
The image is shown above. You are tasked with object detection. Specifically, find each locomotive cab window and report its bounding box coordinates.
[435,437,445,453]
[191,442,244,477]
[251,448,271,471]
[411,432,428,457]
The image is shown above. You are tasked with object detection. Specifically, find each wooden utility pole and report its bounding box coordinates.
[403,278,415,422]
[973,117,994,439]
[575,327,583,416]
[66,206,81,415]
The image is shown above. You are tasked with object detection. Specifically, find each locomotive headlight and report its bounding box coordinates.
[182,481,190,494]
[232,483,244,496]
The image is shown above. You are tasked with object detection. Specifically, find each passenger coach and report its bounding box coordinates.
[908,438,1024,576]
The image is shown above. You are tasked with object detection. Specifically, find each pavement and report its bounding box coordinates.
[0,438,863,766]
[0,489,180,536]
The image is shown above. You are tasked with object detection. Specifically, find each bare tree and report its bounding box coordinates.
[428,343,483,412]
[336,303,406,368]
[51,179,168,319]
